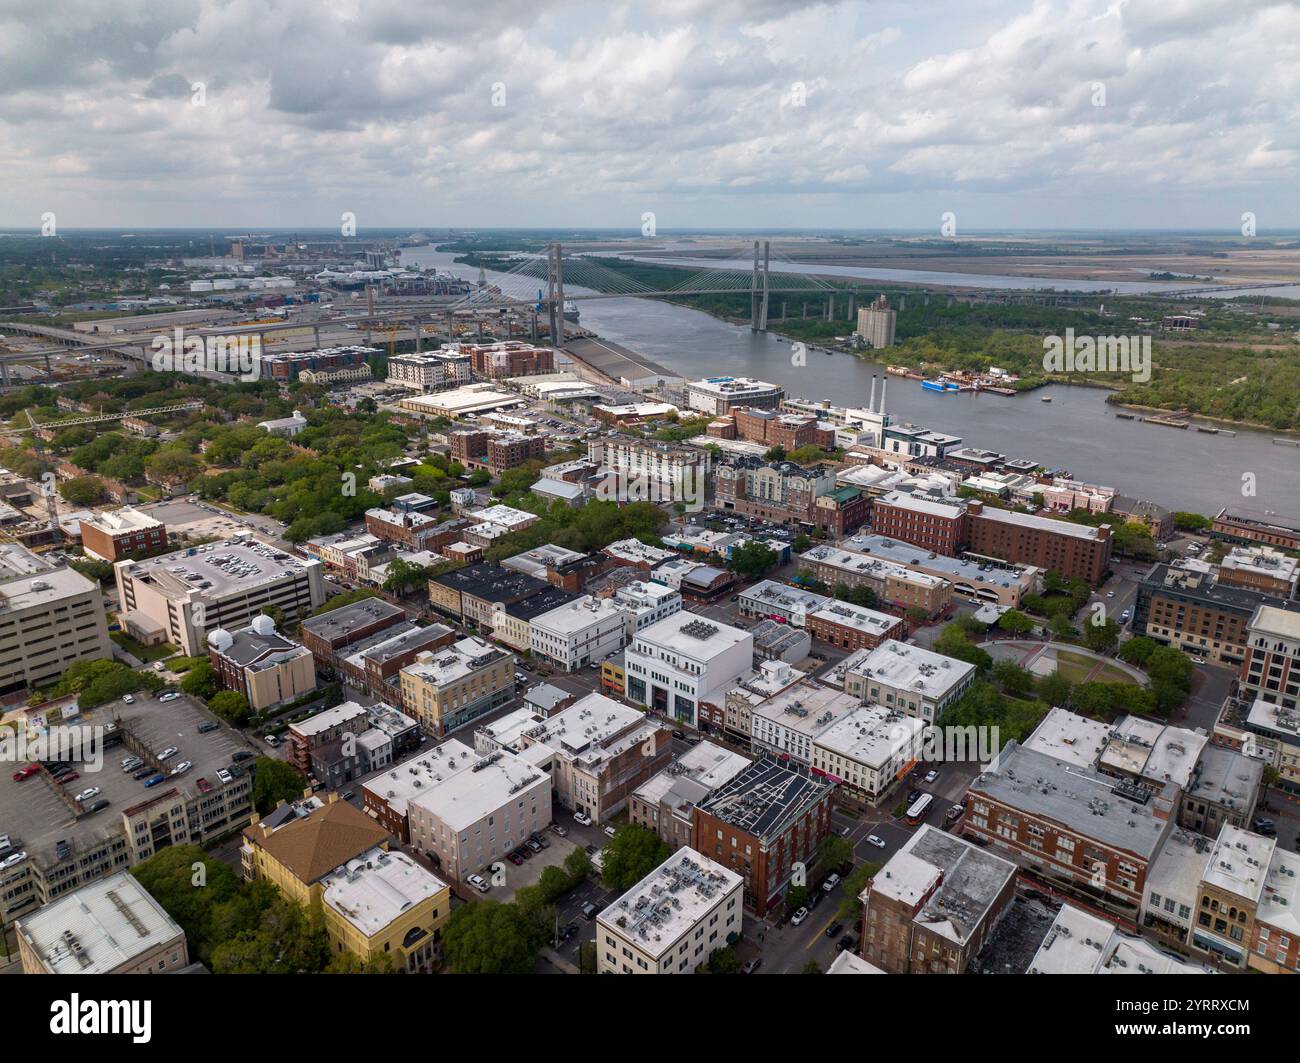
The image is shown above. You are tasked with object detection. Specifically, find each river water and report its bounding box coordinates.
[401,247,1300,515]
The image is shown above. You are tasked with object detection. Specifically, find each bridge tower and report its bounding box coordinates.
[750,240,771,332]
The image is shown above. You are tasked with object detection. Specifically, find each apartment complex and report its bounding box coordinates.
[587,435,709,498]
[797,544,951,617]
[966,502,1112,585]
[406,745,552,886]
[692,757,834,916]
[596,848,744,974]
[79,507,169,562]
[0,544,113,694]
[114,537,326,656]
[386,348,473,392]
[714,456,851,531]
[529,594,628,672]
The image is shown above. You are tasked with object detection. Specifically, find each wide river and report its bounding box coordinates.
[402,247,1300,515]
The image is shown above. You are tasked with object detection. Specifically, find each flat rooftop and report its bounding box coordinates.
[402,637,509,688]
[799,545,948,589]
[752,681,861,741]
[363,739,476,816]
[1250,603,1300,641]
[975,506,1109,541]
[321,847,448,938]
[409,747,549,832]
[119,537,313,598]
[971,741,1172,860]
[1204,824,1274,903]
[872,826,1018,946]
[1185,745,1263,816]
[633,740,751,808]
[1022,707,1112,769]
[813,704,927,769]
[740,579,830,615]
[696,757,832,841]
[17,871,183,974]
[531,595,625,635]
[597,847,743,960]
[848,639,976,699]
[846,534,1038,591]
[806,600,901,636]
[633,612,751,662]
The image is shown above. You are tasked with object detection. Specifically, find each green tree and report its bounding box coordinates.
[600,825,671,892]
[131,845,244,965]
[801,959,823,974]
[997,609,1035,637]
[382,557,433,595]
[443,901,542,974]
[697,946,740,974]
[815,835,853,877]
[1083,617,1120,654]
[1119,636,1157,666]
[728,540,778,581]
[180,659,220,701]
[211,894,329,974]
[208,690,252,725]
[991,659,1035,698]
[792,533,811,553]
[763,445,787,462]
[251,756,308,814]
[836,862,880,921]
[59,475,107,506]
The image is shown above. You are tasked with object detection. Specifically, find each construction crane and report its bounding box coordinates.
[8,401,205,534]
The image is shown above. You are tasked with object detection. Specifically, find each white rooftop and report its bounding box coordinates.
[291,700,368,739]
[531,594,625,635]
[1204,824,1275,903]
[321,847,448,939]
[596,847,743,961]
[806,600,901,636]
[813,704,927,770]
[409,746,549,831]
[849,639,976,699]
[363,739,476,816]
[1023,707,1112,769]
[633,611,751,663]
[17,871,183,974]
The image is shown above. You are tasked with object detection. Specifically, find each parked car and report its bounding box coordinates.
[790,907,809,926]
[825,921,844,938]
[550,823,569,838]
[12,764,39,781]
[603,825,617,838]
[264,734,281,746]
[742,958,762,974]
[159,692,181,703]
[74,787,101,803]
[152,662,166,672]
[525,837,544,853]
[866,835,887,849]
[821,873,841,893]
[132,765,155,780]
[158,747,178,761]
[58,772,80,785]
[573,811,592,827]
[0,850,28,870]
[924,769,939,784]
[122,694,135,704]
[196,778,213,794]
[530,833,550,849]
[466,874,490,893]
[142,773,165,788]
[120,756,143,772]
[1253,818,1277,836]
[170,760,192,776]
[197,721,220,733]
[581,901,599,920]
[508,851,525,866]
[231,751,255,762]
[216,769,233,784]
[836,934,858,952]
[84,799,110,813]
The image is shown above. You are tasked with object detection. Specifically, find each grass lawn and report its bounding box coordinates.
[110,632,176,663]
[1054,648,1139,685]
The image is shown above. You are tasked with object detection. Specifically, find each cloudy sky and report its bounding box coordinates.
[3,0,1298,230]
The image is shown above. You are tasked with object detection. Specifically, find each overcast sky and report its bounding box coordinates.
[4,0,1298,231]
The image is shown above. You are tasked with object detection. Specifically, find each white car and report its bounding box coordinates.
[603,825,617,838]
[74,787,101,803]
[573,812,592,827]
[158,746,178,761]
[122,694,135,704]
[0,851,27,870]
[924,769,939,784]
[466,874,490,894]
[159,692,181,703]
[170,760,192,776]
[153,662,166,672]
[790,907,809,926]
[216,769,233,784]
[866,835,887,849]
[821,873,841,893]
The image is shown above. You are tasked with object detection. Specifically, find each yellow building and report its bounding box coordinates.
[240,793,391,908]
[600,657,626,697]
[320,847,450,972]
[398,636,515,737]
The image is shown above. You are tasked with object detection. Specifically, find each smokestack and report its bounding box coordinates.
[868,375,877,412]
[879,377,887,416]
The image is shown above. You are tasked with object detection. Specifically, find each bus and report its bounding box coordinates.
[906,793,934,825]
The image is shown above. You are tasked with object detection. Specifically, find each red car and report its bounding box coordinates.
[12,764,39,781]
[196,778,213,794]
[58,772,80,785]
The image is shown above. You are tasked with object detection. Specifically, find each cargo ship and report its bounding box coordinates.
[921,379,960,393]
[563,301,580,322]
